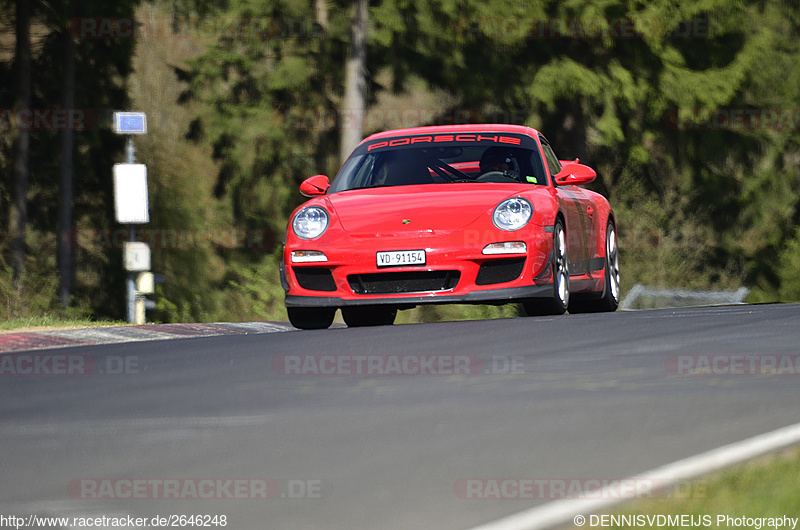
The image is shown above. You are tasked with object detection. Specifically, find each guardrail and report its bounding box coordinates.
[620,284,750,311]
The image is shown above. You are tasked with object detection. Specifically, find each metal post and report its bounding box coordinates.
[113,112,149,325]
[126,136,136,323]
[126,136,135,164]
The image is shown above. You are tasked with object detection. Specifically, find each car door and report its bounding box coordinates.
[540,137,593,276]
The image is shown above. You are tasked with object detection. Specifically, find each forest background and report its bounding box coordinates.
[1,0,799,324]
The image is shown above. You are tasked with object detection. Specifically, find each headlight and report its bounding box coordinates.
[292,206,329,239]
[492,198,532,231]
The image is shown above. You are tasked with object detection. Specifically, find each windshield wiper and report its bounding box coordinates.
[347,184,395,191]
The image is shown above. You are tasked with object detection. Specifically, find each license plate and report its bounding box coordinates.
[377,250,426,267]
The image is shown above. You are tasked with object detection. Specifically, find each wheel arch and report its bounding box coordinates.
[591,202,615,260]
[554,210,566,231]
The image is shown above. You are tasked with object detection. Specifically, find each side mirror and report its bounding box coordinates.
[555,162,596,186]
[300,175,330,197]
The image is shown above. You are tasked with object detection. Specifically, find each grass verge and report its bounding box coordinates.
[583,445,800,528]
[0,315,127,332]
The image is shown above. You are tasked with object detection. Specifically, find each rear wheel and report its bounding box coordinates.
[568,219,620,313]
[523,218,569,316]
[287,307,336,330]
[342,306,397,327]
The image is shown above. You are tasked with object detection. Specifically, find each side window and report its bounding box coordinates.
[540,137,561,181]
[526,148,548,185]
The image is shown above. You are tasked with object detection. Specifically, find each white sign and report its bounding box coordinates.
[123,242,151,272]
[113,163,150,223]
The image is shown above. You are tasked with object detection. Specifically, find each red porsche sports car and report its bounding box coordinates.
[281,124,620,329]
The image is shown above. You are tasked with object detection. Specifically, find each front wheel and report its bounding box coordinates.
[341,306,397,327]
[523,218,569,316]
[287,307,336,330]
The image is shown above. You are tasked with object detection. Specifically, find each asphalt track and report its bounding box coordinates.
[2,304,800,529]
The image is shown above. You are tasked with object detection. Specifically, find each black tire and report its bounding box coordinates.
[287,307,336,330]
[341,306,397,327]
[523,218,569,316]
[568,219,621,313]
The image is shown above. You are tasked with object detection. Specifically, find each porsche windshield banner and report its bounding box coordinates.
[361,132,537,152]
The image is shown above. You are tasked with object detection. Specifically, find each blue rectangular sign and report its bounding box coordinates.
[113,112,147,135]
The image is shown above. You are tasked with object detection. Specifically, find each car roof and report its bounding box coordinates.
[361,124,541,143]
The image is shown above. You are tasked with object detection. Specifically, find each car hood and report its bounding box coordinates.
[323,184,529,235]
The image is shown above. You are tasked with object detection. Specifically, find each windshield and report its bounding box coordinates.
[328,132,548,193]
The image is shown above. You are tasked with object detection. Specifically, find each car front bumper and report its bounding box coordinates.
[282,226,556,309]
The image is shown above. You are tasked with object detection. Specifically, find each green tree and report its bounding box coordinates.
[9,0,32,293]
[509,0,799,296]
[1,0,141,320]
